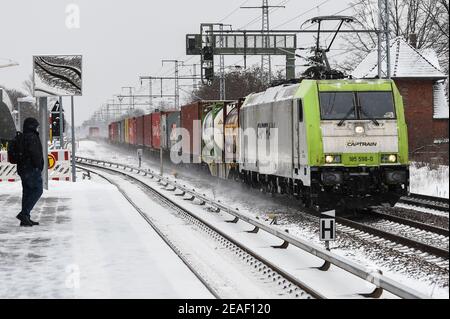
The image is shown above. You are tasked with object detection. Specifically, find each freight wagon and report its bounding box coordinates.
[89,127,100,138]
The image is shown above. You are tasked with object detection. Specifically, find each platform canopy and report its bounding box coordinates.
[0,100,16,140]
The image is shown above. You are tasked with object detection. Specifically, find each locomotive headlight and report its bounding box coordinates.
[354,125,365,135]
[325,155,342,164]
[325,155,334,164]
[382,154,398,163]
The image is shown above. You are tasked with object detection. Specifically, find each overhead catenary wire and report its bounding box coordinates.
[220,0,252,23]
[97,0,369,122]
[231,0,372,73]
[273,0,332,29]
[238,0,292,30]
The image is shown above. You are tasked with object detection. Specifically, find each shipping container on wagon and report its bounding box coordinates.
[149,111,178,150]
[161,111,178,150]
[143,114,152,148]
[109,122,116,143]
[151,112,161,149]
[114,122,119,143]
[136,116,144,146]
[124,119,129,144]
[108,124,113,141]
[180,101,212,163]
[166,111,181,151]
[89,127,100,138]
[130,117,137,145]
[113,122,119,143]
[116,122,120,143]
[118,120,123,144]
[181,101,233,163]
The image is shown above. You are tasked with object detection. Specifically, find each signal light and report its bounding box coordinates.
[202,46,214,61]
[205,67,214,82]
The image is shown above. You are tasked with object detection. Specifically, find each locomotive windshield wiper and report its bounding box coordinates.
[337,107,356,126]
[359,108,380,126]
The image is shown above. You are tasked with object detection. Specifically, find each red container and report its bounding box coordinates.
[143,114,152,148]
[128,117,136,145]
[109,122,116,142]
[108,124,113,141]
[181,101,214,161]
[151,112,161,149]
[136,116,144,146]
[127,118,132,145]
[89,127,100,138]
[133,117,137,145]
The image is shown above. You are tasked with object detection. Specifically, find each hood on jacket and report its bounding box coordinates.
[23,117,40,134]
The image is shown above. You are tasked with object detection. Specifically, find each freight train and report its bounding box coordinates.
[108,79,410,211]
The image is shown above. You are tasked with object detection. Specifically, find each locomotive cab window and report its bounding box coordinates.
[358,92,396,119]
[319,92,356,120]
[320,91,396,121]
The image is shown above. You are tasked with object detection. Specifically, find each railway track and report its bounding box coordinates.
[75,156,430,299]
[77,163,320,299]
[336,214,449,266]
[399,194,449,212]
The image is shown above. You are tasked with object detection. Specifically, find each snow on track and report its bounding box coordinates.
[76,141,450,298]
[78,160,411,299]
[79,164,305,299]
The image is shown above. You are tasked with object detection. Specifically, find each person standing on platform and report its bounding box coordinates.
[16,118,43,227]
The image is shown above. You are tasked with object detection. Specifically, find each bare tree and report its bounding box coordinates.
[0,86,26,111]
[190,66,284,102]
[22,74,34,96]
[339,0,449,73]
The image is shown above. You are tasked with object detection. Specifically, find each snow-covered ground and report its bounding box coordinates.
[410,163,449,199]
[75,140,449,298]
[0,178,213,299]
[2,141,445,298]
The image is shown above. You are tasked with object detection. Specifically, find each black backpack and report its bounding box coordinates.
[7,132,25,164]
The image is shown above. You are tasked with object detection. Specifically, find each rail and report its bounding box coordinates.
[399,193,449,212]
[75,156,431,299]
[409,193,449,205]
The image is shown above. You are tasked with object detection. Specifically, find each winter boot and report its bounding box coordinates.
[16,213,33,227]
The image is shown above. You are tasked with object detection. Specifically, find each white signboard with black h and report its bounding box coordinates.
[320,210,336,251]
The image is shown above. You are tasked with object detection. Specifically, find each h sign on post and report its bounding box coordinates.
[320,210,336,242]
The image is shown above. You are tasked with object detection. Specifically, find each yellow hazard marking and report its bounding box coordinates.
[48,154,56,170]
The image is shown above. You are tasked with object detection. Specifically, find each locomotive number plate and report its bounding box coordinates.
[345,154,377,165]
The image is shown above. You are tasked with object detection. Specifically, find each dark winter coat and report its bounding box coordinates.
[17,118,44,176]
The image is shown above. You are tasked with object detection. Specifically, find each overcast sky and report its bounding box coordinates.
[0,0,353,125]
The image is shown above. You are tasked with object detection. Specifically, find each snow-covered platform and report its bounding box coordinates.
[0,179,213,299]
